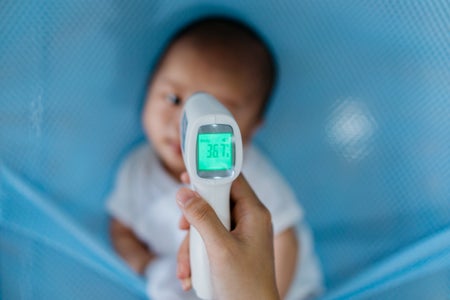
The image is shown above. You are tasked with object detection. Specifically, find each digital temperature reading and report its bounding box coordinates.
[197,132,233,171]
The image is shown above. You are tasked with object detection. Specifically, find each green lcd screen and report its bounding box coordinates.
[197,133,233,171]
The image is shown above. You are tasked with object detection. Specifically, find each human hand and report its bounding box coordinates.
[175,174,280,300]
[110,218,156,275]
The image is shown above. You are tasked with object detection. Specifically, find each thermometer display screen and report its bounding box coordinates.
[197,132,233,171]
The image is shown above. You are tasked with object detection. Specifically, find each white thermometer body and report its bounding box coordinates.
[180,92,243,299]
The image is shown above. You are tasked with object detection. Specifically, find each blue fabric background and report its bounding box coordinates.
[1,1,449,299]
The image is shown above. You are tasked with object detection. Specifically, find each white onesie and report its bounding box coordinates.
[107,143,323,299]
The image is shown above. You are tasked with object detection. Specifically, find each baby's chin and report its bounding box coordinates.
[162,154,186,179]
[153,142,185,179]
[159,159,185,181]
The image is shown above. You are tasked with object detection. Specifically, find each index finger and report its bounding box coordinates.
[230,174,270,226]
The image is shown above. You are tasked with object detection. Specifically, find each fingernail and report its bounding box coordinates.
[181,277,192,291]
[176,189,196,207]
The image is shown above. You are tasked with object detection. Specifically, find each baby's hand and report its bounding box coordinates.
[110,218,156,275]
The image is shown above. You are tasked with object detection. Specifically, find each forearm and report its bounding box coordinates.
[274,227,299,299]
[110,218,156,274]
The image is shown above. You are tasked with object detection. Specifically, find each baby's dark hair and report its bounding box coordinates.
[160,16,277,118]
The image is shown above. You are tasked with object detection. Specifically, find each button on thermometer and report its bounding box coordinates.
[180,92,243,299]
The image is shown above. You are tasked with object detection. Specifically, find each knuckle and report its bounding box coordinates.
[186,199,211,223]
[258,205,273,227]
[246,203,273,230]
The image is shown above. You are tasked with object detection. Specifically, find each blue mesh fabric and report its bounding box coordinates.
[1,1,449,299]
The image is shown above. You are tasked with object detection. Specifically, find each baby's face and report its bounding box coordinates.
[142,38,265,179]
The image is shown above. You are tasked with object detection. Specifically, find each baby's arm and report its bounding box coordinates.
[274,227,298,299]
[110,217,156,275]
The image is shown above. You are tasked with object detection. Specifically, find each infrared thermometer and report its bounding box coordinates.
[180,92,243,299]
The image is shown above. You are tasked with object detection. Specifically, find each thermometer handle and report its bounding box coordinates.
[190,183,231,299]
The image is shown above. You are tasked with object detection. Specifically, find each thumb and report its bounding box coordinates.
[176,188,229,249]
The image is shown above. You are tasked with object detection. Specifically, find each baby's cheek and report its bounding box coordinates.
[144,118,159,141]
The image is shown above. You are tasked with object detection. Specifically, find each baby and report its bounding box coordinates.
[107,17,322,299]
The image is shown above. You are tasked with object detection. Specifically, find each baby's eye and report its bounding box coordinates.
[166,94,181,106]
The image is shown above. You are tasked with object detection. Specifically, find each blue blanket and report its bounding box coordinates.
[1,1,449,299]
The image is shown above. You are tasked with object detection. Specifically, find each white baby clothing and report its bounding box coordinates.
[107,143,323,299]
